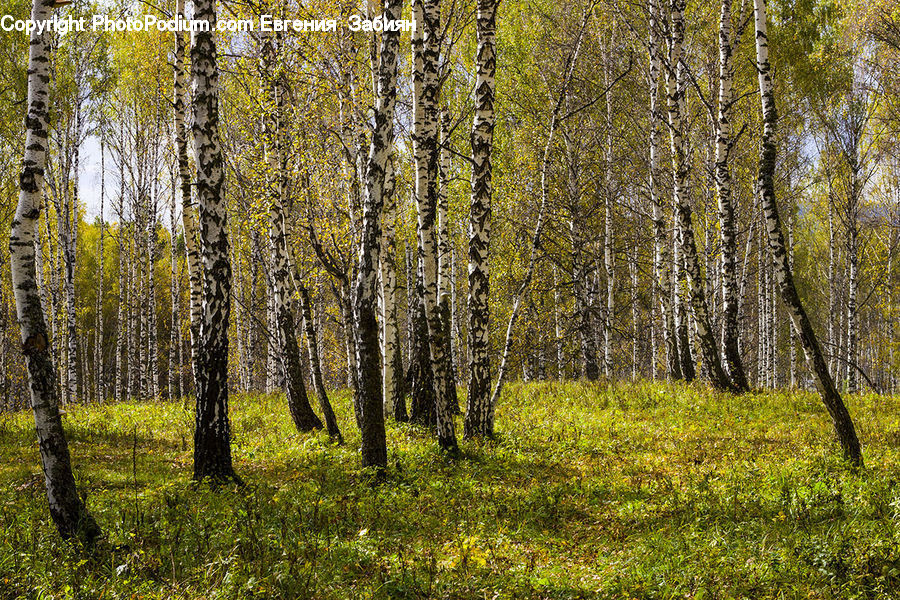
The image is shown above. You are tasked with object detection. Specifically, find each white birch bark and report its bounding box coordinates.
[299,284,343,442]
[464,0,497,438]
[9,0,99,539]
[438,107,458,412]
[173,0,202,395]
[380,157,404,418]
[260,29,323,432]
[715,0,750,391]
[413,0,457,452]
[666,0,734,392]
[649,0,679,380]
[353,0,403,469]
[95,129,105,403]
[190,0,238,482]
[753,0,862,465]
[603,47,615,378]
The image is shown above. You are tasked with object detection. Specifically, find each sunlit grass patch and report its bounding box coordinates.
[2,381,900,598]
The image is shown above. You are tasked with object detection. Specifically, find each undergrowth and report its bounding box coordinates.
[2,381,900,598]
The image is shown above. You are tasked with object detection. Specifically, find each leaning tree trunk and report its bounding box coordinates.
[353,0,402,470]
[9,0,100,540]
[261,30,323,433]
[666,0,734,393]
[464,0,497,439]
[299,284,343,442]
[190,0,239,483]
[413,0,458,453]
[753,0,862,466]
[715,0,750,392]
[174,0,202,391]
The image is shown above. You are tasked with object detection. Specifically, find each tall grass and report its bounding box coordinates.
[2,381,900,598]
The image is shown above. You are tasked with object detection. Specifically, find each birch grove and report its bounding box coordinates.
[9,0,900,535]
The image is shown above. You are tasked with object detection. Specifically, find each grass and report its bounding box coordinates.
[2,380,900,598]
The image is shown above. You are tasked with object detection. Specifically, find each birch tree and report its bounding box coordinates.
[648,0,679,380]
[438,108,457,412]
[665,0,734,392]
[95,125,106,403]
[353,0,403,470]
[380,157,404,419]
[9,0,99,540]
[715,0,750,391]
[299,284,343,442]
[413,0,458,452]
[464,0,498,438]
[174,0,201,388]
[261,29,323,433]
[191,0,239,483]
[753,0,862,465]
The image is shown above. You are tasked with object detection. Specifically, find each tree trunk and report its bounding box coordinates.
[115,189,127,403]
[261,30,323,433]
[649,0,679,381]
[464,0,497,438]
[715,0,750,392]
[412,0,458,453]
[95,130,105,403]
[146,192,160,400]
[9,0,99,540]
[603,48,615,378]
[190,0,239,483]
[299,285,343,443]
[788,212,797,388]
[846,162,859,393]
[169,171,181,401]
[631,258,639,380]
[174,0,202,393]
[827,198,836,374]
[380,157,405,419]
[59,146,78,405]
[753,0,862,466]
[128,237,139,400]
[673,223,694,381]
[438,108,458,413]
[409,254,436,427]
[666,0,733,392]
[265,288,279,394]
[566,131,600,381]
[353,0,402,470]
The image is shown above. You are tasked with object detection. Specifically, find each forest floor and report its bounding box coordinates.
[2,381,900,599]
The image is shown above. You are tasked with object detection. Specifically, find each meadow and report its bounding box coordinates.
[2,381,900,599]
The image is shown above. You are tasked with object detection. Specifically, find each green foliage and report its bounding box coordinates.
[2,382,900,598]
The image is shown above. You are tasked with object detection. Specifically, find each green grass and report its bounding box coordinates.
[3,381,900,599]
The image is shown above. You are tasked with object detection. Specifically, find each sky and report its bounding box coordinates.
[79,134,106,222]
